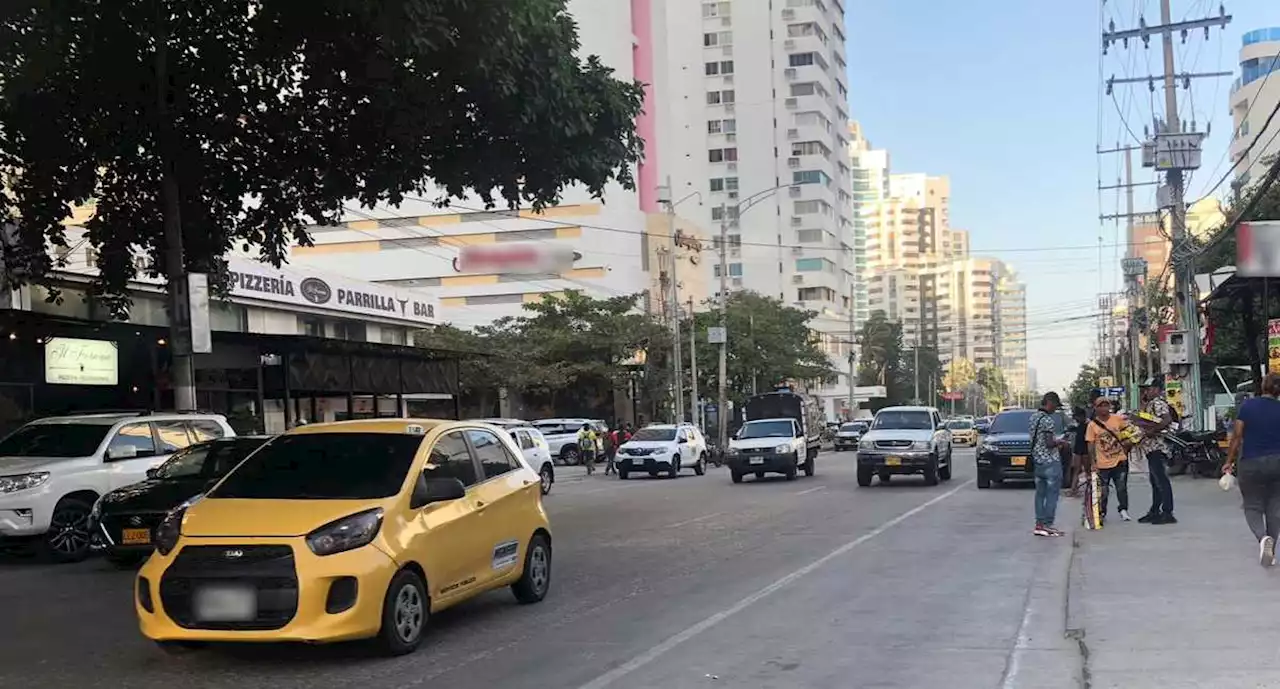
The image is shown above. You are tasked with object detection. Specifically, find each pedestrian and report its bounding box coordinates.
[1222,373,1280,566]
[604,425,620,476]
[1085,398,1135,525]
[577,423,597,475]
[1030,392,1067,537]
[1133,377,1177,524]
[1067,406,1088,498]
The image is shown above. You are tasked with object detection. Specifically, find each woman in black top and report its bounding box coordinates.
[1068,406,1089,497]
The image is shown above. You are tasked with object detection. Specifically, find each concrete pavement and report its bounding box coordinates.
[4,448,1216,689]
[1071,471,1280,689]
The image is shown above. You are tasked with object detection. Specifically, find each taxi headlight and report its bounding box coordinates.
[306,508,384,557]
[154,494,203,556]
[0,472,49,494]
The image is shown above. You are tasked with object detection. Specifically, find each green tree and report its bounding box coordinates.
[856,311,902,388]
[942,357,977,394]
[976,365,1008,414]
[0,1,644,405]
[1067,363,1101,409]
[686,291,834,406]
[898,346,943,405]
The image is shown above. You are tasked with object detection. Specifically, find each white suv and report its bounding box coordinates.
[617,423,709,479]
[0,412,235,562]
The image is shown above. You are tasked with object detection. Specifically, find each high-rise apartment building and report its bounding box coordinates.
[848,121,888,330]
[1229,28,1280,191]
[936,257,1027,396]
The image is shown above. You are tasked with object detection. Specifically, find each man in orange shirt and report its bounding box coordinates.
[1085,398,1135,525]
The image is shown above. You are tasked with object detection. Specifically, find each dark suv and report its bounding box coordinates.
[976,409,1073,489]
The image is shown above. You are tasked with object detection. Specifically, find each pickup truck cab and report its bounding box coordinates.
[726,418,813,483]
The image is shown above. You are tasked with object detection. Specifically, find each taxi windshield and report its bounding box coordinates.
[948,420,973,430]
[211,433,421,500]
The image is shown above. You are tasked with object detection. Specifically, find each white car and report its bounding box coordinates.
[531,418,607,465]
[725,417,813,483]
[617,424,709,479]
[856,406,953,486]
[474,419,557,496]
[0,412,235,561]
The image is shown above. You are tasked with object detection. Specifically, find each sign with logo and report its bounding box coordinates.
[226,257,438,326]
[45,337,119,386]
[707,326,727,344]
[453,243,581,275]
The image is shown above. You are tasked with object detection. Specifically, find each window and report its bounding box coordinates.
[720,60,735,74]
[708,148,737,163]
[721,90,735,103]
[211,433,423,499]
[427,431,479,486]
[334,320,366,342]
[107,423,158,460]
[713,263,744,277]
[709,177,725,192]
[153,445,212,480]
[792,141,828,156]
[208,438,269,476]
[705,61,720,76]
[789,53,816,67]
[702,1,730,17]
[188,419,227,443]
[468,429,519,479]
[703,32,718,47]
[797,229,824,243]
[725,176,739,191]
[790,83,816,97]
[513,430,536,450]
[722,118,737,133]
[708,119,723,134]
[380,327,407,345]
[794,200,827,214]
[155,420,194,453]
[706,90,734,105]
[705,60,734,76]
[793,170,831,185]
[711,206,740,221]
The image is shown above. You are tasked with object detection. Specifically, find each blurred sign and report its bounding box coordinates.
[1163,330,1191,365]
[187,273,212,355]
[707,327,727,344]
[454,243,580,275]
[45,337,118,386]
[1269,319,1280,373]
[1237,222,1280,277]
[1122,257,1148,278]
[941,391,964,401]
[1099,376,1114,388]
[1165,379,1185,420]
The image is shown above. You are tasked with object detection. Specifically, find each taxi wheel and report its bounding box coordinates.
[376,569,429,656]
[156,640,207,655]
[667,457,680,478]
[539,464,554,495]
[512,534,552,604]
[694,454,706,476]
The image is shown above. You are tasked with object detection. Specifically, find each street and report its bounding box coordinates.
[0,448,1083,689]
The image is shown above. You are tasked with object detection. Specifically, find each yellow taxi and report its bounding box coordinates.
[135,419,552,656]
[947,419,978,446]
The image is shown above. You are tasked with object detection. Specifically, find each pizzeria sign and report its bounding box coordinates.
[225,257,438,325]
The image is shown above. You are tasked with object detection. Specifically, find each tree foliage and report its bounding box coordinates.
[1067,363,1101,410]
[856,311,901,388]
[942,357,977,393]
[0,0,644,316]
[685,291,834,404]
[976,365,1008,413]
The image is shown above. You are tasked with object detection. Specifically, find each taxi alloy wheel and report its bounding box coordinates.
[377,570,429,656]
[513,534,552,604]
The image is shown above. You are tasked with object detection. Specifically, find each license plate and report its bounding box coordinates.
[748,457,765,465]
[1011,456,1027,466]
[121,528,151,545]
[194,584,257,622]
[885,456,901,466]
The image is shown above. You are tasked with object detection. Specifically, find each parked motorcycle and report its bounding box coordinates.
[1166,429,1227,478]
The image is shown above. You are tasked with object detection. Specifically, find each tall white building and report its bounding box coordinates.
[1230,27,1280,191]
[848,121,887,330]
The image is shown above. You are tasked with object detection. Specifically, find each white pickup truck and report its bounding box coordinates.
[531,418,608,465]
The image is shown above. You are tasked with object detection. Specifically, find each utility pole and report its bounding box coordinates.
[847,284,856,421]
[913,341,920,404]
[1102,1,1231,430]
[717,206,729,451]
[663,178,685,425]
[688,297,700,432]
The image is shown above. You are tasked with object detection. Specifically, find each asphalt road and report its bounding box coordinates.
[0,448,1083,689]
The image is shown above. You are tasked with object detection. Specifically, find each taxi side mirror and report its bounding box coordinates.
[411,474,466,509]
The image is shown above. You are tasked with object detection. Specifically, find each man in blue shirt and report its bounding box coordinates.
[1030,392,1067,537]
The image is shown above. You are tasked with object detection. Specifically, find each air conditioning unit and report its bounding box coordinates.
[730,247,742,257]
[722,45,733,56]
[727,191,739,199]
[724,103,736,113]
[784,98,797,109]
[789,186,802,197]
[787,157,800,168]
[781,9,795,20]
[784,39,796,50]
[791,246,804,255]
[732,277,744,287]
[721,17,731,27]
[792,275,805,284]
[724,74,734,84]
[726,161,738,171]
[784,68,797,80]
[729,219,740,228]
[790,216,802,226]
[786,128,799,139]
[725,133,736,142]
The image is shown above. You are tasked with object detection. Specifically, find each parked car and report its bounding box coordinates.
[726,417,813,483]
[833,421,869,452]
[136,419,552,656]
[856,406,953,486]
[93,436,271,567]
[947,418,978,446]
[974,416,993,434]
[531,418,607,465]
[0,411,235,562]
[617,424,708,479]
[975,408,1070,489]
[503,426,555,495]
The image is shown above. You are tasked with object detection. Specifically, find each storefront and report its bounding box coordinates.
[0,257,467,435]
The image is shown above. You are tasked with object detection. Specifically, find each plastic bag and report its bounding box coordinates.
[1220,472,1237,491]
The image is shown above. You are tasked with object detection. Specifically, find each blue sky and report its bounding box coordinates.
[845,0,1275,393]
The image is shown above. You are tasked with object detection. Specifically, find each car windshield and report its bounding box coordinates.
[839,423,865,432]
[0,423,111,458]
[948,420,973,430]
[211,433,421,500]
[738,420,794,439]
[872,411,933,430]
[988,411,1035,434]
[633,427,676,442]
[153,444,212,479]
[154,439,266,480]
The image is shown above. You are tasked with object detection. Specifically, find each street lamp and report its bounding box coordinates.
[714,181,817,451]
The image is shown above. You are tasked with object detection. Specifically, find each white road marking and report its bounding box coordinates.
[999,577,1037,689]
[664,511,723,529]
[793,485,826,495]
[573,480,974,689]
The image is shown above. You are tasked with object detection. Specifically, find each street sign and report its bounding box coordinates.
[1122,257,1148,278]
[707,326,727,344]
[941,391,964,401]
[1099,376,1114,388]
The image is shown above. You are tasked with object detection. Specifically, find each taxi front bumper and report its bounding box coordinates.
[137,538,398,644]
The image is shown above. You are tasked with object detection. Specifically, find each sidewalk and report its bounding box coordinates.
[1070,472,1280,689]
